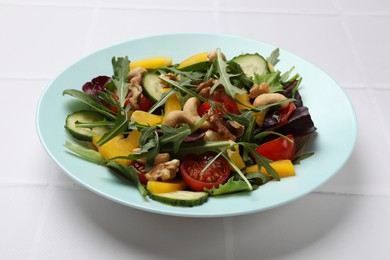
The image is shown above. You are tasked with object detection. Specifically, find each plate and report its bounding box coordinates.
[36,33,357,217]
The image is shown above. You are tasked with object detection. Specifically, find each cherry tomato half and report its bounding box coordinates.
[255,134,296,161]
[180,152,231,191]
[198,92,239,117]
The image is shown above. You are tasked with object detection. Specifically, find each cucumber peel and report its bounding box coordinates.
[148,190,209,207]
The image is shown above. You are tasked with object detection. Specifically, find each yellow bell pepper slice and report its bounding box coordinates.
[130,110,163,126]
[236,93,253,110]
[227,143,246,171]
[130,57,172,70]
[164,92,182,114]
[246,160,295,178]
[146,180,187,194]
[177,51,209,69]
[92,131,141,165]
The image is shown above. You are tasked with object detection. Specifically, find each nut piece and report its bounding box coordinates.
[136,153,170,165]
[207,50,226,63]
[144,159,180,182]
[128,67,147,81]
[207,109,243,141]
[248,83,270,99]
[252,93,289,108]
[162,110,195,127]
[163,97,210,129]
[196,78,217,98]
[127,67,147,110]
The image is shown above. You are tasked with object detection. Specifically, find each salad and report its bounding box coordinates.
[63,48,316,207]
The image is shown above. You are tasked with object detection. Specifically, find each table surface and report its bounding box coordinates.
[1,0,390,259]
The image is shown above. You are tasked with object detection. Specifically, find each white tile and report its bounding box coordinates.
[232,192,390,260]
[316,88,390,195]
[0,5,93,78]
[338,0,390,13]
[0,0,98,6]
[371,88,390,142]
[219,12,362,85]
[344,15,390,86]
[35,189,226,259]
[87,8,216,52]
[0,186,47,260]
[222,0,337,13]
[0,79,53,184]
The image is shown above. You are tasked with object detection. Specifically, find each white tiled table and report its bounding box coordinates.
[1,1,389,259]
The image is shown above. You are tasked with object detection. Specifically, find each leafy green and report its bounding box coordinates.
[160,124,192,153]
[253,71,284,93]
[293,152,314,164]
[95,108,129,146]
[238,142,280,181]
[111,56,130,107]
[211,48,246,98]
[159,75,207,102]
[107,162,148,196]
[64,141,106,164]
[205,177,250,196]
[227,61,253,89]
[267,48,280,66]
[62,89,116,120]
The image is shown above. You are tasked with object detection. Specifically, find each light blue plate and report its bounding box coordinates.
[36,33,357,217]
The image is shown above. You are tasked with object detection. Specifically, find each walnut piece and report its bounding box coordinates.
[144,159,180,182]
[248,83,270,99]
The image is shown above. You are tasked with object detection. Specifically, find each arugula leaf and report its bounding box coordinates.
[64,141,106,165]
[245,171,272,186]
[267,48,280,66]
[293,152,314,164]
[254,131,292,141]
[239,142,280,181]
[212,48,246,98]
[222,151,253,191]
[95,108,129,146]
[148,89,174,114]
[159,75,207,102]
[227,61,253,89]
[62,89,116,120]
[107,162,148,196]
[160,124,192,153]
[205,177,250,196]
[111,56,130,107]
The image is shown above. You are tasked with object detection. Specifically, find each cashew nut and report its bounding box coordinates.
[162,110,195,127]
[253,93,289,108]
[163,97,210,129]
[252,93,289,128]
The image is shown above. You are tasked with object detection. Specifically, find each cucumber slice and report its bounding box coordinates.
[232,53,269,78]
[148,190,209,207]
[65,110,110,141]
[142,72,164,102]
